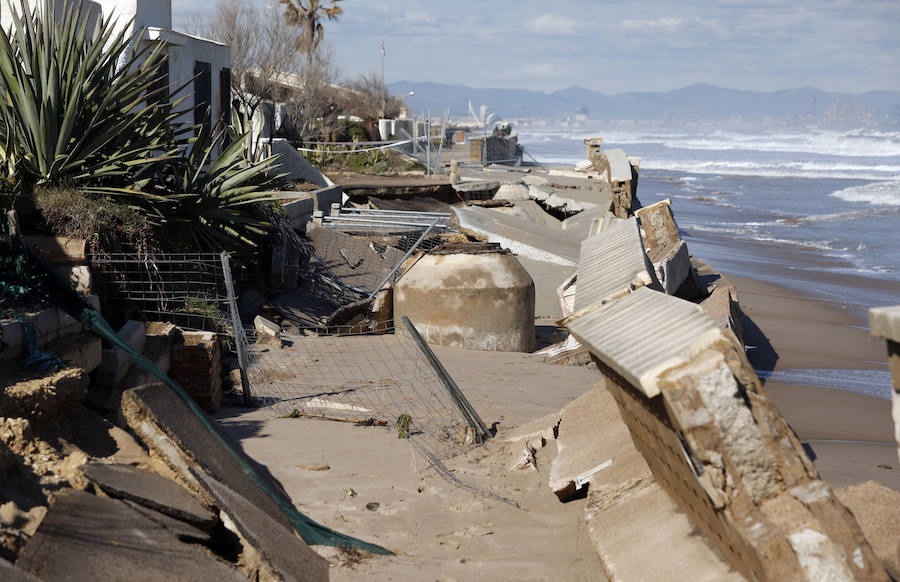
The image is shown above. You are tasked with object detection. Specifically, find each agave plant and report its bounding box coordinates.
[156,121,284,255]
[0,0,183,196]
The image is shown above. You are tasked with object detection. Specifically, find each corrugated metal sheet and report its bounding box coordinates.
[567,287,723,398]
[573,217,655,312]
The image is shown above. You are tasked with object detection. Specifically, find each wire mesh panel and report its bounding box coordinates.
[89,252,234,334]
[245,325,478,461]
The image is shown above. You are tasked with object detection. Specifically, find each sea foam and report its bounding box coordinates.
[830,181,900,206]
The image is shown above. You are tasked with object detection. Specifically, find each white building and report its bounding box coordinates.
[2,0,231,131]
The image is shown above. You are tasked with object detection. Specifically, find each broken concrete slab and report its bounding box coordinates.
[16,491,246,582]
[568,287,726,399]
[452,205,580,266]
[192,469,329,582]
[569,289,889,580]
[120,383,296,533]
[122,499,212,542]
[605,149,632,183]
[527,183,608,215]
[550,387,634,501]
[82,463,216,532]
[452,180,500,201]
[560,204,615,240]
[254,315,281,337]
[572,218,658,314]
[584,480,744,582]
[268,139,334,187]
[512,199,563,228]
[494,182,530,202]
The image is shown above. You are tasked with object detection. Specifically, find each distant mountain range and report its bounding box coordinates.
[388,81,900,122]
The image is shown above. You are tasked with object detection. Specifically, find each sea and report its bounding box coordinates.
[518,123,900,399]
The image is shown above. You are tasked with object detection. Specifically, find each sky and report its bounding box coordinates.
[172,0,900,94]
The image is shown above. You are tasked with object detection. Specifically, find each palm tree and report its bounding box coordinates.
[280,0,343,71]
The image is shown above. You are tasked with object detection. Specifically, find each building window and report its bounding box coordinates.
[193,60,212,130]
[219,67,231,125]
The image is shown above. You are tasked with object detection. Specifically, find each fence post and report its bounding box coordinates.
[220,253,252,406]
[401,316,491,442]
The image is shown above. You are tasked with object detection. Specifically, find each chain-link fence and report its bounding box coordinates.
[245,319,487,461]
[89,251,236,335]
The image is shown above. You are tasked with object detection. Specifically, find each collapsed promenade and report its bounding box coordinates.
[1,136,899,581]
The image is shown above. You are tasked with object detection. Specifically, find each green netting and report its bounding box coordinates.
[0,212,390,555]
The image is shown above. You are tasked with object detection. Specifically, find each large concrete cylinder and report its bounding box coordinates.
[395,245,535,352]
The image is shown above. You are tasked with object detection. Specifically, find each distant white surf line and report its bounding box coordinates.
[641,159,900,181]
[755,368,892,400]
[830,181,900,206]
[519,128,900,158]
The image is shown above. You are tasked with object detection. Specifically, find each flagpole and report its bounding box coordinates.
[381,39,386,119]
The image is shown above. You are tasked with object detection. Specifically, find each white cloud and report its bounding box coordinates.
[620,17,685,31]
[525,13,578,37]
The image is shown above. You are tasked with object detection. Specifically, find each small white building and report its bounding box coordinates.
[2,0,231,131]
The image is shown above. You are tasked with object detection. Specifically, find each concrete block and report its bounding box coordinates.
[51,333,102,373]
[118,320,147,355]
[57,308,83,338]
[572,218,658,314]
[192,469,329,582]
[82,463,216,532]
[869,305,900,343]
[652,240,698,297]
[254,315,281,337]
[17,491,246,582]
[29,308,60,347]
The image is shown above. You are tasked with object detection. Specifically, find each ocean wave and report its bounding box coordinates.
[640,158,900,181]
[686,224,846,253]
[519,127,900,158]
[829,181,900,206]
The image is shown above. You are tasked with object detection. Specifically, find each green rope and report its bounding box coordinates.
[1,213,391,555]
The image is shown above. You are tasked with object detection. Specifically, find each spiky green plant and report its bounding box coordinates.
[156,122,283,255]
[0,0,182,196]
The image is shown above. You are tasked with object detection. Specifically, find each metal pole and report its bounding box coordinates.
[402,316,491,442]
[220,253,252,406]
[368,217,439,299]
[425,111,431,176]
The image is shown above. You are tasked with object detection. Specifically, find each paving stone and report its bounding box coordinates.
[82,462,216,532]
[192,469,329,582]
[16,491,245,582]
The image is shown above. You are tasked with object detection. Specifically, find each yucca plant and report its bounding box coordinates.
[156,121,284,256]
[0,0,183,197]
